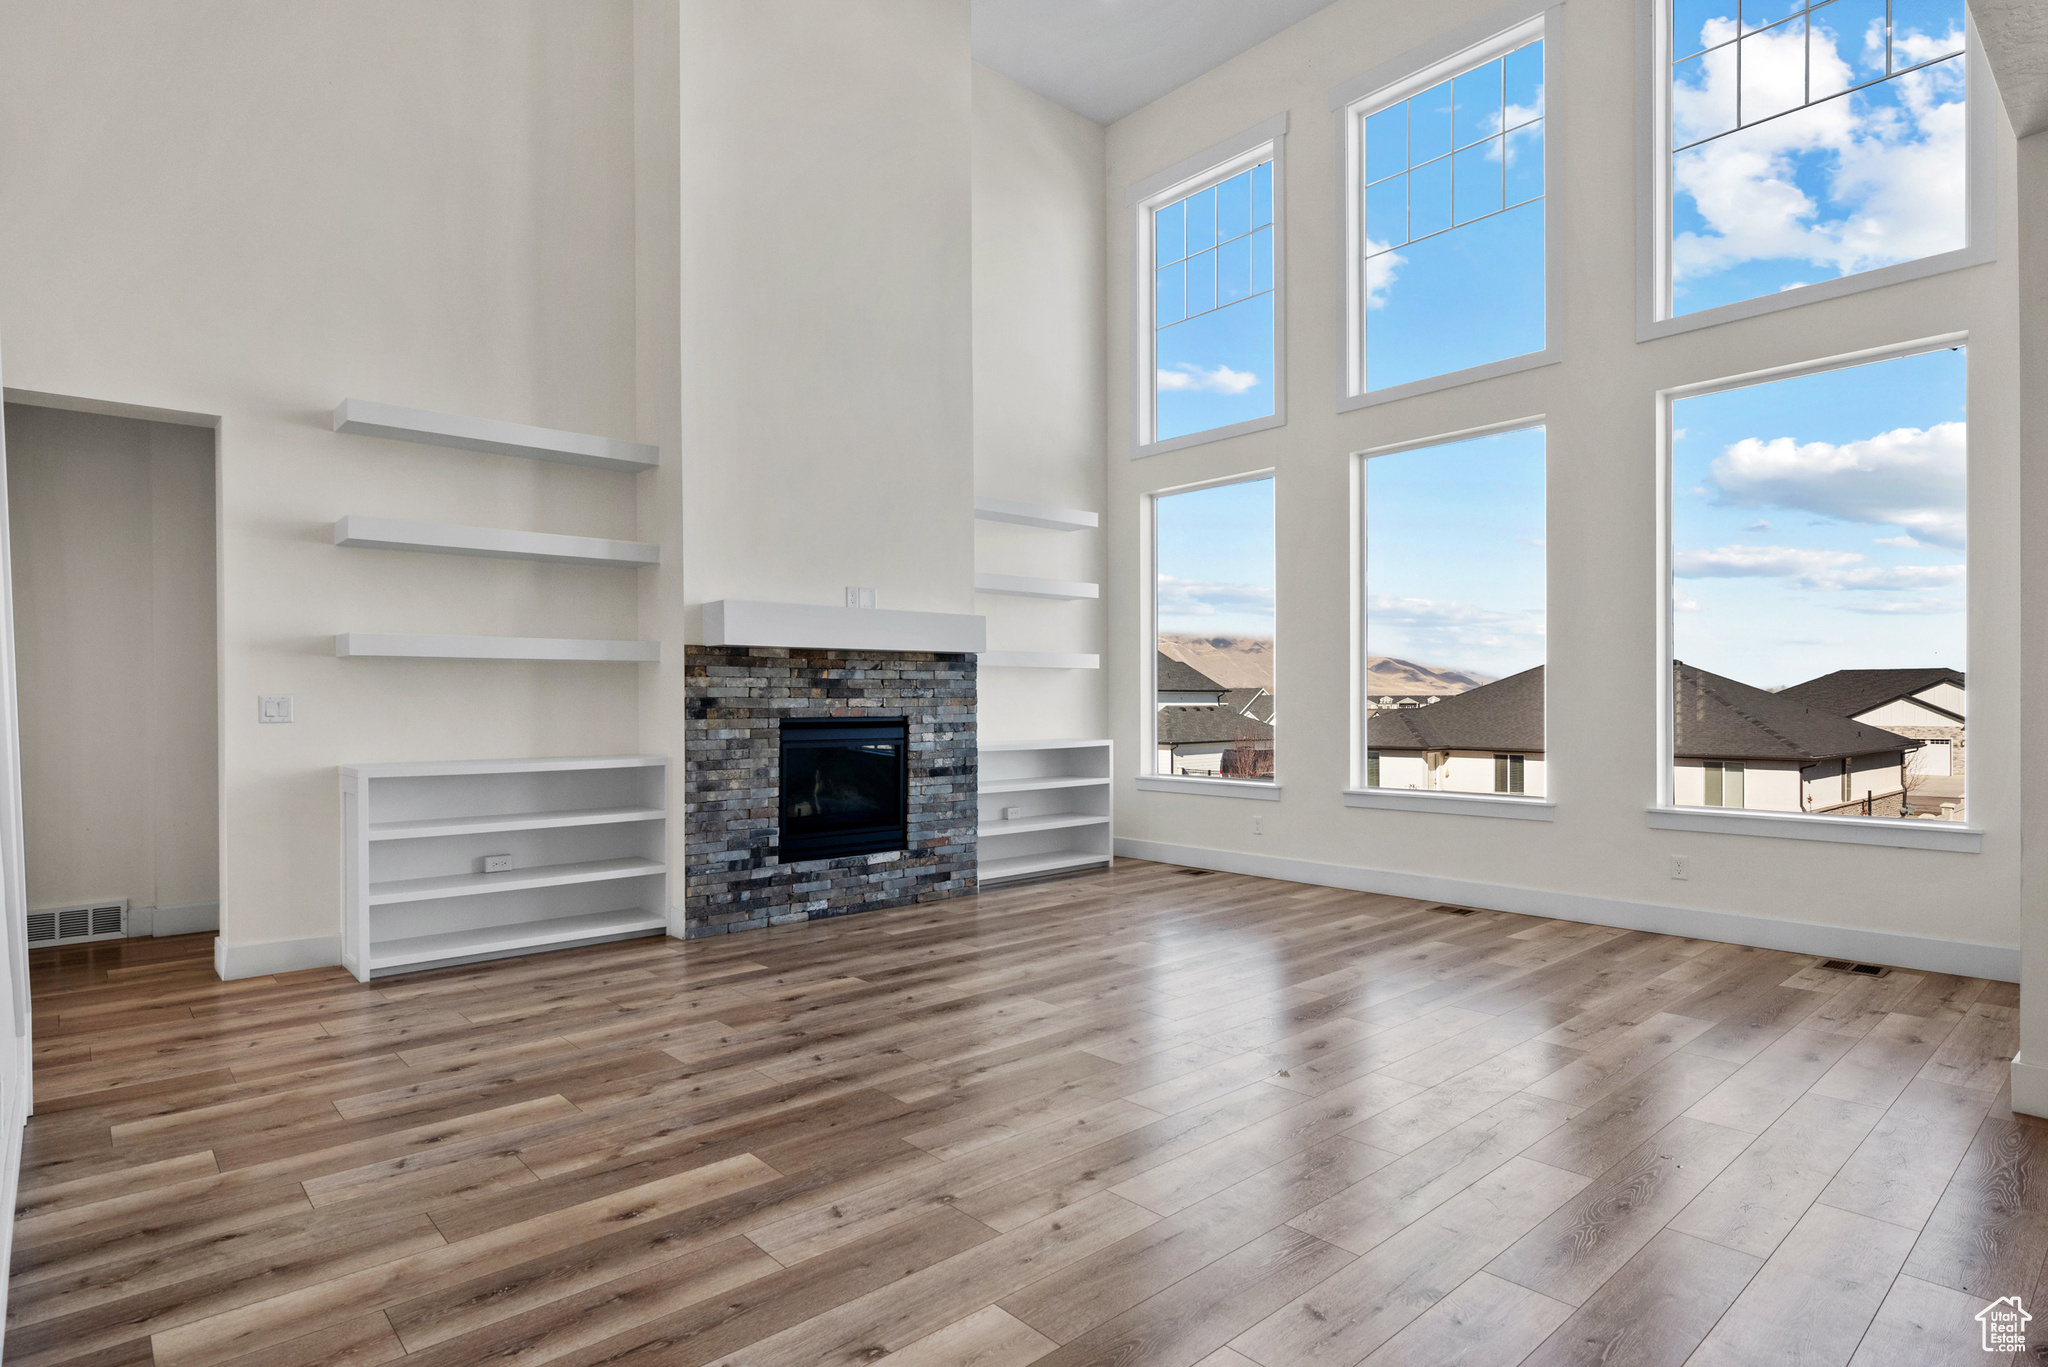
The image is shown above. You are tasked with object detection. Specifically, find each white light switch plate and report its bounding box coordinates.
[844,586,877,609]
[258,695,293,724]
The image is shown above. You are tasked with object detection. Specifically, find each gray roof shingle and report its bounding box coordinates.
[1776,667,1965,722]
[1156,652,1227,694]
[1368,666,1543,752]
[1156,705,1275,745]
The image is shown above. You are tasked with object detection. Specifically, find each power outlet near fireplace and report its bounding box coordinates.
[844,586,877,609]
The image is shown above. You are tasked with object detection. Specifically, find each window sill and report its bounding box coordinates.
[1645,805,1981,853]
[1337,349,1559,412]
[1133,410,1285,460]
[1343,789,1554,820]
[1134,775,1282,801]
[1637,244,1994,343]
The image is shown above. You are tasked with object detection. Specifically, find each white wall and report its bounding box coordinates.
[1860,695,1964,727]
[1440,751,1545,797]
[0,1,645,966]
[1106,0,2021,971]
[4,404,217,921]
[972,65,1110,743]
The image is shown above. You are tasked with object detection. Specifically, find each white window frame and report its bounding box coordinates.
[1331,0,1563,411]
[1128,114,1288,459]
[1649,332,1981,852]
[1635,1,1996,342]
[1137,469,1282,799]
[1342,416,1555,822]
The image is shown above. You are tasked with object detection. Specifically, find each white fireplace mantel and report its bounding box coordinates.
[700,600,987,654]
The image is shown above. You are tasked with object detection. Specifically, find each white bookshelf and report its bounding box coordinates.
[335,515,658,568]
[335,633,659,662]
[974,573,1099,601]
[973,497,1098,532]
[978,740,1112,885]
[341,755,669,980]
[333,399,658,472]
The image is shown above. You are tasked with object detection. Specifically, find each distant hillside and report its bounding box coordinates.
[1158,634,1491,696]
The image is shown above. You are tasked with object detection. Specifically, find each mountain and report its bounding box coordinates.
[1157,634,1492,696]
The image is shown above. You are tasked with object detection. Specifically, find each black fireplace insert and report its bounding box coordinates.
[777,717,909,861]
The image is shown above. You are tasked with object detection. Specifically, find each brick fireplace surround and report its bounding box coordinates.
[682,646,977,937]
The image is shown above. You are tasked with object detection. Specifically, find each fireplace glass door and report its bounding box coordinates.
[777,717,909,861]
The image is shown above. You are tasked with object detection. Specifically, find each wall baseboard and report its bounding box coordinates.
[214,934,341,981]
[126,901,219,938]
[1112,838,2019,983]
[2013,1053,2048,1119]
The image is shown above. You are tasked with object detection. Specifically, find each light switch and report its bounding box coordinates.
[258,695,293,724]
[844,587,877,609]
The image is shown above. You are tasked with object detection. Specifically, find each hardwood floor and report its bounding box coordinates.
[8,857,2042,1366]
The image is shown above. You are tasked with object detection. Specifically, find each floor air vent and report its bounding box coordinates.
[1818,958,1891,977]
[27,900,126,946]
[1180,869,1217,877]
[1428,904,1481,916]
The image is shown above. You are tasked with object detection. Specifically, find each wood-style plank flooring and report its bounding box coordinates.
[10,858,2043,1366]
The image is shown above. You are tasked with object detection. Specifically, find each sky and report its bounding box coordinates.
[1154,162,1275,442]
[1367,427,1547,678]
[1156,477,1275,638]
[1669,0,1966,314]
[1671,345,1966,689]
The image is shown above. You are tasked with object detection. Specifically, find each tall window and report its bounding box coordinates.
[1665,0,1969,317]
[1668,345,1965,821]
[1363,427,1546,795]
[1340,19,1549,402]
[1153,477,1276,782]
[1134,120,1284,455]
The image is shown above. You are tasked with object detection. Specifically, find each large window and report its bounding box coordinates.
[1338,12,1550,404]
[1667,344,1966,822]
[1362,427,1546,797]
[1152,477,1276,783]
[1133,119,1284,456]
[1661,0,1972,320]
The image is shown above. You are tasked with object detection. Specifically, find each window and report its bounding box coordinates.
[1666,343,1965,823]
[1131,117,1285,456]
[1654,0,1980,325]
[1151,476,1276,783]
[1362,425,1546,796]
[1337,5,1554,405]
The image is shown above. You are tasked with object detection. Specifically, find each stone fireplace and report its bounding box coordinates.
[682,645,975,937]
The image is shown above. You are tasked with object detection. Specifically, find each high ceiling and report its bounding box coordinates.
[971,0,1344,125]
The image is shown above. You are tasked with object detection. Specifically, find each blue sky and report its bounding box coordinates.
[1672,346,1965,688]
[1156,477,1275,638]
[1367,427,1546,677]
[1669,0,1965,314]
[1154,163,1275,442]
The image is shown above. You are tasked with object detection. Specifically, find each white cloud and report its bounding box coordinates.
[1367,595,1544,668]
[1842,599,1965,615]
[1674,542,1964,591]
[1704,421,1966,548]
[1670,19,1965,288]
[1157,574,1274,621]
[1364,240,1405,309]
[1674,594,1701,612]
[1157,363,1259,395]
[1743,520,1771,532]
[1875,534,1921,547]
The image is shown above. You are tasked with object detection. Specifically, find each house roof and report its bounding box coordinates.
[1776,667,1965,722]
[1156,652,1227,694]
[1222,687,1274,723]
[1368,667,1543,753]
[1157,704,1275,745]
[1368,662,1920,763]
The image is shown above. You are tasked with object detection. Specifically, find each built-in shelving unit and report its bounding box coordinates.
[335,634,659,662]
[335,515,658,568]
[333,399,658,472]
[978,740,1111,885]
[974,573,1099,601]
[341,755,669,980]
[977,651,1100,669]
[973,497,1099,532]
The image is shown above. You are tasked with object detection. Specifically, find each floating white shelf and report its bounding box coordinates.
[342,755,670,980]
[335,515,658,569]
[978,740,1112,887]
[974,573,1099,601]
[335,633,659,662]
[977,651,1100,669]
[333,399,658,473]
[369,908,667,973]
[973,497,1099,532]
[368,856,664,906]
[701,600,986,653]
[369,806,665,841]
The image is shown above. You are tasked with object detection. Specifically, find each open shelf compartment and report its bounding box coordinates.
[978,740,1112,887]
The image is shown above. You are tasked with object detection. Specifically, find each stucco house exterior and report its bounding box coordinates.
[1154,653,1275,776]
[1778,667,1965,784]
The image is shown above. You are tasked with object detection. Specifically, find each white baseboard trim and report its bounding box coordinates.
[1113,837,2019,983]
[214,934,342,981]
[127,901,220,938]
[2012,1053,2048,1119]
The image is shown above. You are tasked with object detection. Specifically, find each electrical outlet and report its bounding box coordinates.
[1253,816,1264,836]
[1002,806,1022,822]
[844,587,877,609]
[1670,854,1689,881]
[481,854,512,874]
[258,695,293,724]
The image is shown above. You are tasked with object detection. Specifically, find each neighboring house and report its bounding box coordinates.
[1156,653,1229,707]
[1367,667,1546,797]
[1366,693,1443,713]
[1222,687,1275,724]
[1365,662,1924,815]
[1777,668,1964,793]
[1157,702,1275,777]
